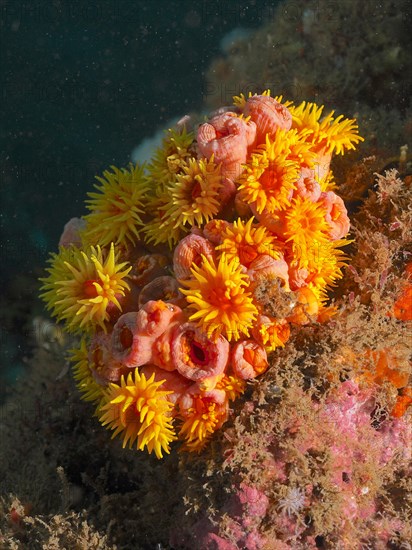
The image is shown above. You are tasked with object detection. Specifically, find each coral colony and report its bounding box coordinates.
[40,92,365,459]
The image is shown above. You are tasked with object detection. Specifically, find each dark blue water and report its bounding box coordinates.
[0,0,279,394]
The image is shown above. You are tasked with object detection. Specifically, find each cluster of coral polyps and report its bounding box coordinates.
[40,92,363,458]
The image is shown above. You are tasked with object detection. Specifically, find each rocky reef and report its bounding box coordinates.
[204,0,412,160]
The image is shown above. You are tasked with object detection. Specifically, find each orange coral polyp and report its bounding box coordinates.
[231,340,269,380]
[284,196,331,268]
[178,390,228,452]
[171,322,229,380]
[216,217,282,268]
[180,253,258,341]
[237,132,301,215]
[252,315,291,351]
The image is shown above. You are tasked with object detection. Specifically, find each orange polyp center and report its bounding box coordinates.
[303,177,314,192]
[120,327,134,350]
[137,258,151,273]
[215,129,226,139]
[244,347,267,373]
[240,245,258,266]
[209,287,229,306]
[244,348,255,365]
[261,162,284,196]
[194,395,214,415]
[330,204,340,221]
[111,194,125,214]
[191,181,202,199]
[83,280,99,298]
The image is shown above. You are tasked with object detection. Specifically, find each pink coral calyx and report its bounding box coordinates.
[136,300,182,338]
[231,340,268,380]
[244,95,292,144]
[318,191,350,240]
[111,311,154,368]
[171,323,229,381]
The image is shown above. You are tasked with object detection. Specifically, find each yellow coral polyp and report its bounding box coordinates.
[82,163,148,248]
[166,157,223,229]
[284,197,331,269]
[143,188,185,248]
[288,101,364,155]
[69,338,104,405]
[216,217,282,267]
[98,371,176,459]
[146,126,195,186]
[180,253,258,341]
[216,375,246,401]
[238,132,301,214]
[305,239,350,291]
[179,395,227,452]
[40,243,131,333]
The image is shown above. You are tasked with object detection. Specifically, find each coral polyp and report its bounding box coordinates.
[40,90,365,458]
[180,253,258,341]
[216,217,282,267]
[165,157,223,229]
[83,163,148,247]
[178,390,228,452]
[98,370,176,459]
[237,132,301,214]
[40,242,131,333]
[287,101,364,155]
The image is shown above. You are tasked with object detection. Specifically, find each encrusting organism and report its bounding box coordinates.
[40,91,364,457]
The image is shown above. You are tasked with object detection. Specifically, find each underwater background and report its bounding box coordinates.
[0,0,273,394]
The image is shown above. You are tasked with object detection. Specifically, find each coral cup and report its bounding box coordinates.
[231,340,269,380]
[247,254,290,291]
[171,322,230,381]
[136,300,183,338]
[318,191,350,240]
[151,321,180,372]
[111,311,154,368]
[173,233,216,280]
[58,217,86,248]
[197,112,256,180]
[293,167,321,202]
[243,94,292,144]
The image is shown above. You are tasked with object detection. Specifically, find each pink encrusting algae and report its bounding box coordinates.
[40,90,371,457]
